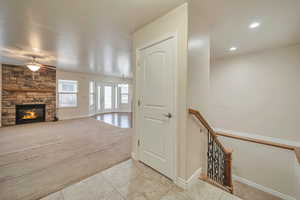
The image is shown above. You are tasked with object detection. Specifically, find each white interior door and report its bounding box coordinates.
[138,37,176,179]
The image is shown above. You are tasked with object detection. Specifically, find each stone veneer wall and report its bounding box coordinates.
[1,64,56,126]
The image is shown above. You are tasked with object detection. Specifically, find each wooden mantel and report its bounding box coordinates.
[3,87,54,93]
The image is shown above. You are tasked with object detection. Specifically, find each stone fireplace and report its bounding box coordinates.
[1,64,56,126]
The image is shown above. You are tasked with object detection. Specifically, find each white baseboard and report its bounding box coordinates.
[175,168,202,189]
[187,167,202,188]
[215,128,300,148]
[58,114,94,121]
[174,177,188,189]
[233,175,296,200]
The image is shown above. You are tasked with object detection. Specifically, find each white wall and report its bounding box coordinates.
[56,70,132,120]
[133,4,188,180]
[186,0,211,178]
[294,155,300,199]
[220,136,298,199]
[210,44,300,141]
[210,44,300,199]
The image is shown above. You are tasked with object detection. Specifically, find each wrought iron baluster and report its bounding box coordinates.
[207,131,227,186]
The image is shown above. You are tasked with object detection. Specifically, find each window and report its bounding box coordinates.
[89,81,95,107]
[58,80,78,107]
[118,84,129,104]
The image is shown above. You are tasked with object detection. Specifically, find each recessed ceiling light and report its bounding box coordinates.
[229,47,237,51]
[249,22,260,29]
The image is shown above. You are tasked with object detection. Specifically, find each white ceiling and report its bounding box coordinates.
[0,0,186,77]
[1,0,299,74]
[211,0,300,60]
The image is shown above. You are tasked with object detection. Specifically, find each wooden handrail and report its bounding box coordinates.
[188,109,215,135]
[188,108,233,193]
[215,132,295,151]
[189,108,300,189]
[216,132,300,168]
[188,109,231,154]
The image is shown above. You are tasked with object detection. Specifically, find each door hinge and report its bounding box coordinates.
[138,140,141,147]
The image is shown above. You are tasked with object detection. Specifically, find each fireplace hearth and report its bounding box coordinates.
[16,104,46,125]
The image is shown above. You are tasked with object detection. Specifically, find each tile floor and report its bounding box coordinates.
[41,159,241,200]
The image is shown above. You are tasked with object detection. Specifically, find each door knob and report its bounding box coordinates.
[164,113,172,118]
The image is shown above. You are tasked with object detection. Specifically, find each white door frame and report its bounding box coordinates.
[96,82,103,113]
[135,33,178,180]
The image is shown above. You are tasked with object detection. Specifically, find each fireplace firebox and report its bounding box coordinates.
[16,104,46,125]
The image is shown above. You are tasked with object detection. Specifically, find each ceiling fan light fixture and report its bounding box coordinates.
[27,63,41,72]
[27,57,41,72]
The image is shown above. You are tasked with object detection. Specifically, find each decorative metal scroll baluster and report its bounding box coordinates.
[207,131,226,186]
[189,109,233,193]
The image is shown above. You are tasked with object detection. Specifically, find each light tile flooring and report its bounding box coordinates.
[41,159,240,200]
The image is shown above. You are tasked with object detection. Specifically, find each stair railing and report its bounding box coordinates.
[189,109,233,193]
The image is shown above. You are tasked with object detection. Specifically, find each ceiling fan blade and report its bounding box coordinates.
[45,65,56,69]
[41,65,56,70]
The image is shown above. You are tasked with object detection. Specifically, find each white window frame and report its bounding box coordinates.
[89,81,96,108]
[119,83,129,105]
[96,83,103,112]
[58,80,78,108]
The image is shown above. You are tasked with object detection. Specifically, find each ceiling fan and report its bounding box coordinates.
[26,56,55,72]
[0,46,56,72]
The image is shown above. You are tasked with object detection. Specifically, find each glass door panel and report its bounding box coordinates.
[104,85,113,111]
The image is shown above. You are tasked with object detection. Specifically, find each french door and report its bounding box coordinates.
[95,82,130,114]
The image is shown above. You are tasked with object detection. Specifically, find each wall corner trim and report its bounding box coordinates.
[175,168,202,189]
[131,152,137,160]
[233,175,296,200]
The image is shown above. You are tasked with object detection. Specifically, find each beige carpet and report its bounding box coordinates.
[0,118,132,200]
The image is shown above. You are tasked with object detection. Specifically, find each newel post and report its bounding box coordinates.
[225,150,233,193]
